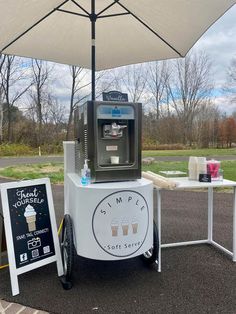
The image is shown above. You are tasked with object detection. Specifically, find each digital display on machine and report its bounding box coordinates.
[97,105,134,119]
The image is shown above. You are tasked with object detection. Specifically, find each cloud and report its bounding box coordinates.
[9,4,236,117]
[193,5,236,88]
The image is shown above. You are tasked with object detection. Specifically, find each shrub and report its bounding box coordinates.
[142,139,186,150]
[155,144,186,150]
[0,143,37,156]
[0,143,64,157]
[40,143,63,155]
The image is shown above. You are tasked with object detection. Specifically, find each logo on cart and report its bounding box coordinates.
[92,190,149,257]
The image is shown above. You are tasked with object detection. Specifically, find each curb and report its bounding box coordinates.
[0,299,49,314]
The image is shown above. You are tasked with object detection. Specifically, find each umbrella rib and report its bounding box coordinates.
[0,0,70,53]
[97,12,130,19]
[70,0,90,16]
[116,1,184,58]
[97,1,118,17]
[57,8,89,18]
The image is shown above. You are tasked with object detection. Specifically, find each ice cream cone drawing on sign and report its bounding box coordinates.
[131,218,138,234]
[122,218,129,236]
[111,219,119,237]
[24,204,37,232]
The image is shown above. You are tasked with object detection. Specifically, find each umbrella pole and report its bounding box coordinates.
[91,0,96,101]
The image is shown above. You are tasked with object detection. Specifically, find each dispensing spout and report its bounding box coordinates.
[111,122,127,133]
[103,122,127,138]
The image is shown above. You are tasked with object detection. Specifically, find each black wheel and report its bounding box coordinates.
[60,276,73,290]
[141,220,159,266]
[61,214,74,285]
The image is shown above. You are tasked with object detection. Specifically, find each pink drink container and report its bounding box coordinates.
[207,159,220,180]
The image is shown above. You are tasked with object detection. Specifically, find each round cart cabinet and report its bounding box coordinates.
[65,174,153,261]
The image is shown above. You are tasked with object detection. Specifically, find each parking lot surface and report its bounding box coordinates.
[0,179,235,314]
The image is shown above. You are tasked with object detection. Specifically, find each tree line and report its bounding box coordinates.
[0,51,236,150]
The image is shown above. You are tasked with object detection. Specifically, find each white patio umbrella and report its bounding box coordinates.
[0,0,235,100]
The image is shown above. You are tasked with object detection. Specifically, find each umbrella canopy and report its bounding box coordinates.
[0,0,235,71]
[0,0,235,100]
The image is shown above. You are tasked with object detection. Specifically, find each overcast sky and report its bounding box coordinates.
[56,4,236,114]
[20,4,236,115]
[192,4,236,113]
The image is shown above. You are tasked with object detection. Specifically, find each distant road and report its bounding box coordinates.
[0,154,236,168]
[0,156,63,168]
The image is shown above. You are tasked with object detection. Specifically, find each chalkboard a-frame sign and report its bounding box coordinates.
[1,178,63,296]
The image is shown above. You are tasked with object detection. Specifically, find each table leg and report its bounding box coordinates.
[156,189,161,272]
[208,187,213,243]
[233,187,236,262]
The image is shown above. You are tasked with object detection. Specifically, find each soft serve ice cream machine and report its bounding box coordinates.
[74,101,142,182]
[61,100,157,289]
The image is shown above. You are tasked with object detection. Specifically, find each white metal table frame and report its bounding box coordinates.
[156,177,236,272]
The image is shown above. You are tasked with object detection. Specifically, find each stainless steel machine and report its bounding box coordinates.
[60,101,158,290]
[74,101,142,182]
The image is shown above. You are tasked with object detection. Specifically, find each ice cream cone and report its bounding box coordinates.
[26,216,36,232]
[24,205,37,232]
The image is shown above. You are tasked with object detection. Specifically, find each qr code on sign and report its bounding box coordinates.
[43,246,50,254]
[31,249,39,258]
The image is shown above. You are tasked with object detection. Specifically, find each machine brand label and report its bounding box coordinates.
[92,190,149,257]
[102,91,128,102]
[106,145,118,151]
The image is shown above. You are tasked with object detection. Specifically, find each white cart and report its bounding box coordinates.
[61,142,159,288]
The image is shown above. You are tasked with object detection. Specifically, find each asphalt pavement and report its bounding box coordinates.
[1,155,236,168]
[0,178,236,314]
[0,156,63,168]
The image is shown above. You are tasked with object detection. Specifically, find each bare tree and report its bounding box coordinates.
[114,64,148,102]
[146,60,171,120]
[0,55,31,142]
[29,59,54,145]
[47,95,66,126]
[0,54,6,142]
[168,52,213,145]
[94,69,116,99]
[194,101,220,148]
[65,66,115,140]
[224,56,236,105]
[227,57,236,83]
[66,66,90,140]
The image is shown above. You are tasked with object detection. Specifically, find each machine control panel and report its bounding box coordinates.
[97,105,134,120]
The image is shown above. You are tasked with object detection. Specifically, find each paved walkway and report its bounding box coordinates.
[0,300,48,314]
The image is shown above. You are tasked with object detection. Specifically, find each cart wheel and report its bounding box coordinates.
[141,220,159,266]
[61,214,74,288]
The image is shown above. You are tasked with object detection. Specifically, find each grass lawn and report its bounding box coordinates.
[0,163,64,184]
[142,148,236,157]
[143,160,236,182]
[0,159,236,184]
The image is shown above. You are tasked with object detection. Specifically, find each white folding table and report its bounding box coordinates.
[155,177,236,272]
